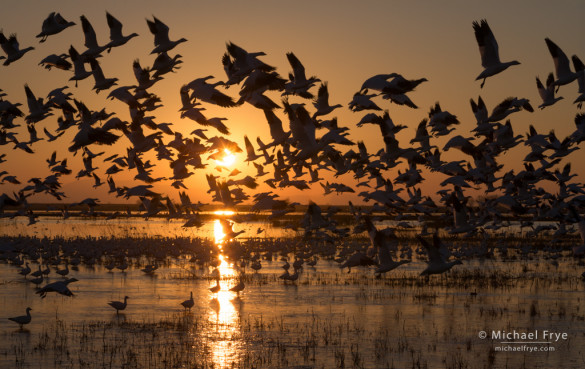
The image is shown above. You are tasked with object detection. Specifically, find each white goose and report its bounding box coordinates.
[537,73,563,109]
[473,19,520,88]
[24,84,52,124]
[417,233,462,276]
[36,277,78,298]
[36,12,75,43]
[8,307,32,329]
[18,263,31,277]
[80,15,107,57]
[312,82,342,118]
[573,55,585,108]
[181,291,195,311]
[108,296,129,315]
[146,16,187,54]
[0,31,34,66]
[284,52,320,98]
[105,12,138,52]
[89,58,118,93]
[68,45,93,86]
[364,217,411,276]
[186,76,237,107]
[229,278,245,296]
[545,38,580,91]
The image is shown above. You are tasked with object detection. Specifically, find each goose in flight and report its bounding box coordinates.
[105,12,138,52]
[147,16,187,54]
[473,19,520,88]
[224,42,275,85]
[68,45,92,86]
[152,51,182,78]
[8,307,32,329]
[364,217,410,276]
[36,12,75,43]
[284,52,320,98]
[186,76,237,107]
[537,73,563,109]
[80,15,107,57]
[108,296,129,315]
[340,252,377,273]
[417,233,462,276]
[89,58,118,93]
[24,84,53,124]
[39,53,72,71]
[312,82,342,118]
[0,31,34,66]
[545,38,580,91]
[487,96,533,122]
[36,277,78,298]
[573,55,585,108]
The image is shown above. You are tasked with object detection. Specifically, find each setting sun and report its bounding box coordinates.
[215,149,237,168]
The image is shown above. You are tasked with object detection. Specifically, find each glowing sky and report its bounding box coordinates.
[0,0,583,205]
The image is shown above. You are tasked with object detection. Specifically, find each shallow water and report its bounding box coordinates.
[1,253,585,368]
[1,217,584,368]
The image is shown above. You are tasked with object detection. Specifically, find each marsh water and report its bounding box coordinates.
[1,216,584,368]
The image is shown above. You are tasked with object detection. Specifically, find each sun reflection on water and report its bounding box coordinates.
[206,217,243,368]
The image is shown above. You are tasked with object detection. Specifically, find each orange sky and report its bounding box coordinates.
[0,0,584,206]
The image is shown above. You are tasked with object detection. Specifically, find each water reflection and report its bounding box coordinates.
[206,216,243,368]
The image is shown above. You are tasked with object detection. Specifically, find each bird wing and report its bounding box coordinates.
[473,19,500,68]
[536,77,547,101]
[106,12,123,40]
[80,15,99,49]
[545,38,571,78]
[286,52,306,80]
[417,234,442,263]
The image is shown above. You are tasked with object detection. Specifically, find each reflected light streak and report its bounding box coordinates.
[213,210,235,216]
[214,219,225,245]
[208,253,242,367]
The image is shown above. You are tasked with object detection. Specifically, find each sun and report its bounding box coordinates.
[214,149,236,168]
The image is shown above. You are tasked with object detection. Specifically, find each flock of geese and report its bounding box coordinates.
[1,13,585,327]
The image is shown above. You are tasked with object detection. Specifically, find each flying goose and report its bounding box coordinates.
[36,12,75,42]
[417,233,462,276]
[473,19,520,88]
[0,31,34,65]
[105,12,138,52]
[147,16,187,54]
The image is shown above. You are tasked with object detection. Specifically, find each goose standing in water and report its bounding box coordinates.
[472,19,520,88]
[8,307,32,329]
[417,233,462,276]
[108,296,129,315]
[181,291,194,311]
[209,278,221,295]
[18,263,31,278]
[229,278,245,297]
